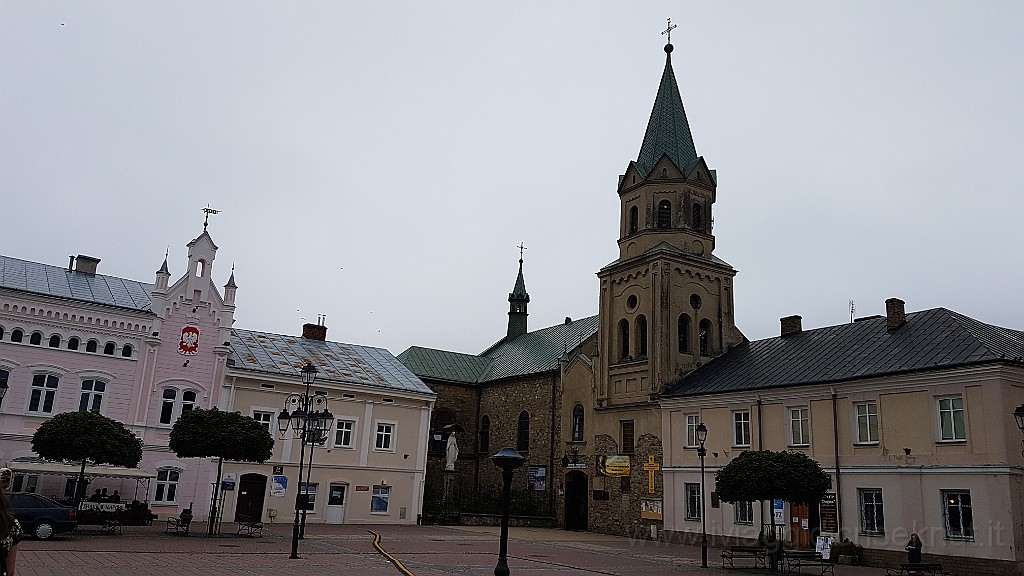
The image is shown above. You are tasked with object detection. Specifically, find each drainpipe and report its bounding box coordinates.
[831,387,843,540]
[757,397,765,526]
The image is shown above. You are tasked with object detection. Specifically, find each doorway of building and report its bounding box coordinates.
[564,471,588,531]
[234,473,268,522]
[789,502,819,549]
[325,483,348,524]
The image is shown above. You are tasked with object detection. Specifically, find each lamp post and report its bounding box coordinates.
[1013,405,1024,455]
[277,363,332,560]
[490,447,526,576]
[696,422,709,569]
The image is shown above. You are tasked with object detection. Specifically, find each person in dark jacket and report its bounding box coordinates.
[905,533,922,564]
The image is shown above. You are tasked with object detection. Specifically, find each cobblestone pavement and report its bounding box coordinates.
[16,522,884,576]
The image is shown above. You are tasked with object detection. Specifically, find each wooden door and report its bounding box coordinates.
[789,503,812,548]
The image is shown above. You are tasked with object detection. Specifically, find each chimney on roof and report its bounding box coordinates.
[302,316,327,341]
[74,255,100,275]
[780,315,802,336]
[885,298,906,331]
[565,317,572,324]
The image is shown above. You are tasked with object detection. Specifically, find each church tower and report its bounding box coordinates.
[595,41,744,406]
[506,257,530,340]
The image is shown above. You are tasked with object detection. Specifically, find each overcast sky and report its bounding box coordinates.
[3,2,1022,358]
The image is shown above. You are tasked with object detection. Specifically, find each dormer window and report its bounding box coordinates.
[657,200,672,228]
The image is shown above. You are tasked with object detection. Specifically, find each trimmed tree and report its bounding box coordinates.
[168,408,274,534]
[31,410,144,504]
[715,450,831,565]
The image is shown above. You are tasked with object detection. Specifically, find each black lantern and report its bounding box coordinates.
[490,448,526,576]
[696,422,708,568]
[1013,404,1024,433]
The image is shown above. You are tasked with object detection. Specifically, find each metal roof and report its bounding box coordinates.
[229,328,434,395]
[0,254,154,312]
[662,308,1024,397]
[396,347,493,384]
[636,47,698,178]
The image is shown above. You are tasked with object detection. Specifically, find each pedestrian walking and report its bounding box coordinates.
[0,492,23,575]
[905,532,922,564]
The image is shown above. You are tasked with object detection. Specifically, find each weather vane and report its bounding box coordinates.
[661,18,677,44]
[517,242,528,262]
[202,205,221,230]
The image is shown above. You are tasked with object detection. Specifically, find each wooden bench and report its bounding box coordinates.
[165,515,191,536]
[236,520,264,537]
[722,545,766,569]
[784,549,834,575]
[886,563,957,576]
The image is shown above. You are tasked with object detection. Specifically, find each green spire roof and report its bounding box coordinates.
[509,259,529,302]
[636,44,698,177]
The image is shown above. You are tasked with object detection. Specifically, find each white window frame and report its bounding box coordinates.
[79,379,107,413]
[334,419,356,449]
[685,414,700,448]
[734,501,754,524]
[855,402,879,444]
[159,387,199,425]
[252,410,274,432]
[942,489,974,540]
[733,411,751,447]
[374,421,396,452]
[154,468,181,504]
[937,396,966,441]
[789,407,810,446]
[371,485,391,514]
[858,488,885,535]
[28,373,60,414]
[685,483,702,520]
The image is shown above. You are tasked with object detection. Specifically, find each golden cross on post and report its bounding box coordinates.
[517,242,527,261]
[643,455,661,494]
[202,205,221,230]
[661,18,677,44]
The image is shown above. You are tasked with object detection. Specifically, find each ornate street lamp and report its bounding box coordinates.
[696,422,708,568]
[490,447,526,576]
[277,363,332,560]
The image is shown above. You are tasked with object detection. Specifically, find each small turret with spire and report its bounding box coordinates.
[506,244,530,341]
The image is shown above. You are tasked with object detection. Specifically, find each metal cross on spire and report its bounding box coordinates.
[516,242,527,263]
[202,205,221,230]
[661,18,677,44]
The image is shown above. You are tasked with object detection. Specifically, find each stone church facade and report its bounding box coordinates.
[399,40,743,538]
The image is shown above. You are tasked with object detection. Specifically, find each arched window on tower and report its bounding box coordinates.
[68,337,80,350]
[517,411,530,452]
[629,206,639,234]
[48,334,61,348]
[480,415,491,454]
[618,319,630,361]
[699,319,712,356]
[678,314,691,353]
[692,203,703,232]
[571,404,585,442]
[657,200,672,228]
[636,315,648,358]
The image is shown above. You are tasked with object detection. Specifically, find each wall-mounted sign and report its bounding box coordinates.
[528,466,547,491]
[592,490,610,501]
[640,498,663,520]
[355,485,370,492]
[819,493,838,533]
[599,455,630,477]
[221,473,237,491]
[178,325,200,355]
[273,466,284,475]
[271,476,287,497]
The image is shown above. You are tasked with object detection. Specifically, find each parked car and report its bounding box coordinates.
[8,492,77,539]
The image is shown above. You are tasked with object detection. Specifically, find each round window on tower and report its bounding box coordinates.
[626,295,638,311]
[690,294,702,310]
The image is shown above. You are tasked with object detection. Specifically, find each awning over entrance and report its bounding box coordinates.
[8,460,155,479]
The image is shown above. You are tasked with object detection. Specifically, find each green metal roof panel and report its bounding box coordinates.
[636,48,698,178]
[479,315,599,381]
[396,346,492,384]
[230,328,435,396]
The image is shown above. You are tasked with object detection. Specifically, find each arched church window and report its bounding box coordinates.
[618,319,630,361]
[571,404,585,442]
[48,334,61,348]
[657,201,672,228]
[636,315,648,358]
[629,206,639,234]
[196,260,206,278]
[10,329,23,343]
[699,319,712,356]
[30,332,42,345]
[68,337,80,350]
[517,411,530,452]
[86,339,98,353]
[103,342,115,355]
[121,344,133,358]
[480,415,491,454]
[692,203,703,232]
[678,314,691,353]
